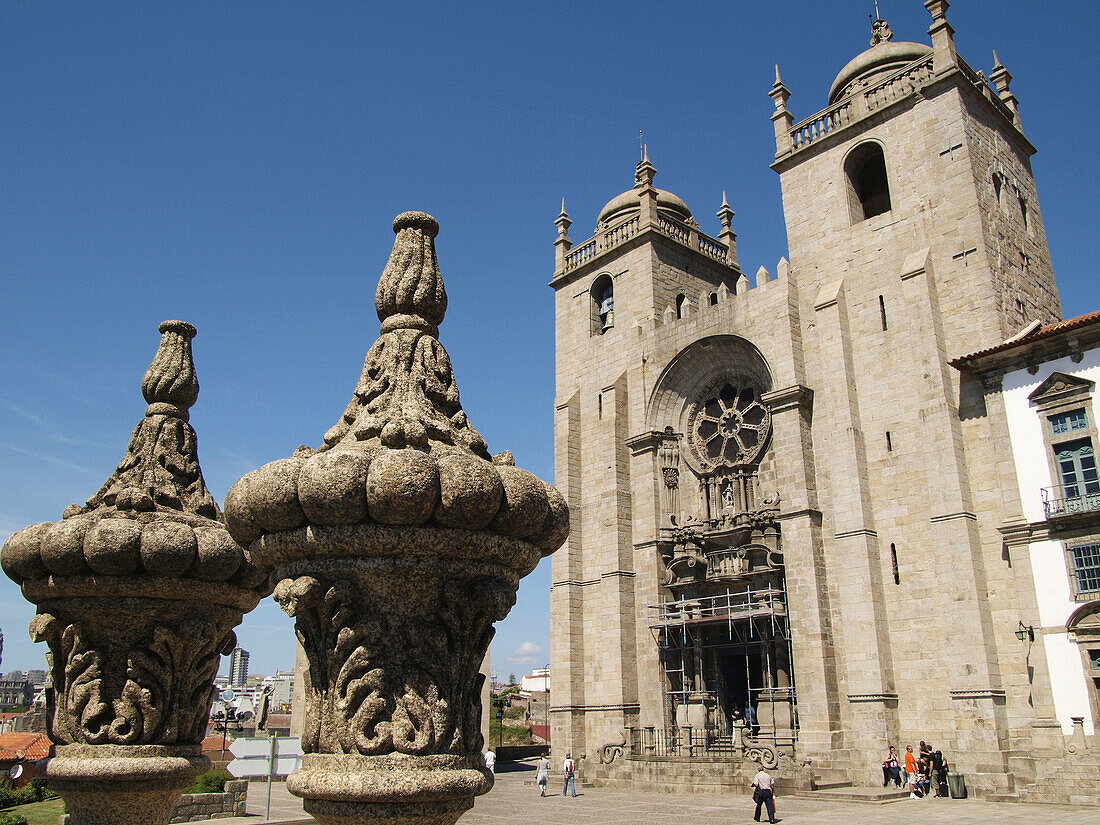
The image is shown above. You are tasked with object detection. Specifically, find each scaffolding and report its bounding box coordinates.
[650,586,797,749]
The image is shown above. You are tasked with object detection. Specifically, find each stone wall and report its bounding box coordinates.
[591,756,814,796]
[167,780,247,823]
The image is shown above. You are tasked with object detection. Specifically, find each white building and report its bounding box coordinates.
[953,309,1100,740]
[521,668,549,693]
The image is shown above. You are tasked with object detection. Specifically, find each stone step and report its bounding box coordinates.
[789,786,910,804]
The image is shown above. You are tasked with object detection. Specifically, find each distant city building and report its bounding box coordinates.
[3,671,24,683]
[228,647,250,689]
[0,679,32,709]
[24,670,46,686]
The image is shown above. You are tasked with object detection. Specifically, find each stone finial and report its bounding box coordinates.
[635,145,657,189]
[769,65,790,111]
[376,211,447,333]
[717,191,735,230]
[70,321,217,519]
[1,321,267,825]
[989,51,1021,128]
[925,0,957,72]
[717,192,738,268]
[142,320,199,419]
[222,212,568,825]
[769,66,794,157]
[555,198,572,239]
[315,213,489,455]
[870,17,894,46]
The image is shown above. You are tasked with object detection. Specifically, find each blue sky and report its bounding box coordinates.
[1,2,1097,679]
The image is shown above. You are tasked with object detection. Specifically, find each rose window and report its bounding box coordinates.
[689,381,770,469]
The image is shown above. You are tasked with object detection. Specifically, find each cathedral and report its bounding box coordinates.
[548,2,1097,801]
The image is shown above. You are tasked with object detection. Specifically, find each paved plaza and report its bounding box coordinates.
[219,760,1100,825]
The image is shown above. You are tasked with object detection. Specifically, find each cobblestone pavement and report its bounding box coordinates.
[220,761,1100,824]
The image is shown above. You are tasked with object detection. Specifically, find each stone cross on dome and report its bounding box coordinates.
[870,3,894,47]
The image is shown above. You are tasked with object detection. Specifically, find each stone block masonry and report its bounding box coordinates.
[167,780,248,822]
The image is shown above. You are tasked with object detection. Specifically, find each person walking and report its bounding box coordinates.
[562,754,576,797]
[483,749,496,775]
[536,752,550,797]
[751,766,777,823]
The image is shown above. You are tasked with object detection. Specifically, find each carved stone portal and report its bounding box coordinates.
[223,212,568,825]
[1,321,268,825]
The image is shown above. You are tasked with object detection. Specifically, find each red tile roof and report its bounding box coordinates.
[951,309,1100,366]
[0,733,51,761]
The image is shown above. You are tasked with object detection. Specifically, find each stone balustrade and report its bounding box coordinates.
[789,55,934,153]
[791,98,852,151]
[787,53,1019,157]
[561,213,729,275]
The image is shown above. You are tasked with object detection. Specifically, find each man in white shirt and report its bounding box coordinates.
[562,754,576,797]
[483,750,496,774]
[752,767,777,823]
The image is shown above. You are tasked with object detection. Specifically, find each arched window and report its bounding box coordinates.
[675,293,686,319]
[844,142,891,223]
[591,273,614,335]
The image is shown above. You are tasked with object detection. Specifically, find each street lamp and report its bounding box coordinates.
[1014,621,1035,643]
[211,689,254,763]
[544,663,550,747]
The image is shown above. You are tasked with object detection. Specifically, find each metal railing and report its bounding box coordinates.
[624,725,795,763]
[650,586,787,627]
[1042,486,1100,518]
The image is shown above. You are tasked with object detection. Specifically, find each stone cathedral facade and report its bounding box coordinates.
[548,3,1091,799]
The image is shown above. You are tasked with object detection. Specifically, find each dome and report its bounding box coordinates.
[598,187,693,226]
[829,39,931,104]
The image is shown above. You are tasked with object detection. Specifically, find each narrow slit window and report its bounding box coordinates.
[879,294,888,330]
[890,543,900,585]
[675,293,686,319]
[710,292,718,306]
[886,431,893,452]
[598,393,603,420]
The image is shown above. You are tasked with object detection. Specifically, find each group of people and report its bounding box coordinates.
[882,742,950,798]
[533,752,577,797]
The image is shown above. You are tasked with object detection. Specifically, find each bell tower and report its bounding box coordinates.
[769,0,1061,792]
[549,153,745,766]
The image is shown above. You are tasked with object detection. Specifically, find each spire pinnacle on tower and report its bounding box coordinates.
[989,50,1021,128]
[717,191,735,228]
[555,198,572,239]
[717,192,738,268]
[635,146,657,190]
[554,198,572,268]
[769,65,794,158]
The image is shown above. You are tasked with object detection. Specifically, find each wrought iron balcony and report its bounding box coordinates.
[1042,486,1100,519]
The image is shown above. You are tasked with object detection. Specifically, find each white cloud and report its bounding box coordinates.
[508,641,544,669]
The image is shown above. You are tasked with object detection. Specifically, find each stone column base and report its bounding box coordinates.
[288,752,491,825]
[41,744,207,825]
